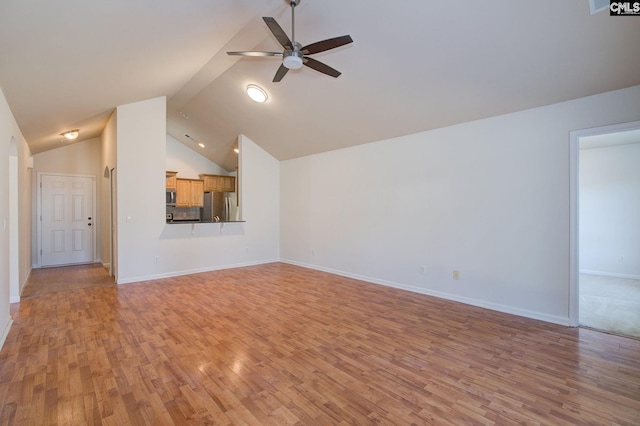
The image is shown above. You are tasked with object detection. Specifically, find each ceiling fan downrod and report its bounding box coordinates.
[283,0,303,70]
[289,0,299,45]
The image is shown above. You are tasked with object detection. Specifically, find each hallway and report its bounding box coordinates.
[20,263,115,298]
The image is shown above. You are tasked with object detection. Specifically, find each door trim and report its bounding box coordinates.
[569,120,640,326]
[37,172,97,268]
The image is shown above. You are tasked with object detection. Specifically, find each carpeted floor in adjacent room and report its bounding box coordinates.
[580,274,640,339]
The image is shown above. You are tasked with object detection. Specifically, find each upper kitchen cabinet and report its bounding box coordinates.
[199,174,236,193]
[166,171,178,190]
[176,178,204,207]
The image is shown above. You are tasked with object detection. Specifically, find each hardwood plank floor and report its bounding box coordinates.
[1,263,639,424]
[21,263,115,297]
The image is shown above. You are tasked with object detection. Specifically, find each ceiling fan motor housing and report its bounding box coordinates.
[283,49,303,69]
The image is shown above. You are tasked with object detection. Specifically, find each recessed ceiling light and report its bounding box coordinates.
[198,143,205,148]
[233,148,239,154]
[246,84,267,103]
[60,129,79,140]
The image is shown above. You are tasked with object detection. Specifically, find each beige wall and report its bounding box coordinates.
[100,112,117,271]
[32,138,101,176]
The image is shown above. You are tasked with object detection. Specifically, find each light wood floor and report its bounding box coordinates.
[20,263,115,297]
[1,263,639,425]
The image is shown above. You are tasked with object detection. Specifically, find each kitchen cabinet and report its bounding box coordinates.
[199,174,236,192]
[221,176,236,192]
[175,178,204,207]
[166,171,177,190]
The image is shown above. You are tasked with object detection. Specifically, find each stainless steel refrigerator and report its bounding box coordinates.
[201,192,237,222]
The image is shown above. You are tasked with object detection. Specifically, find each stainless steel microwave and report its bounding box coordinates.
[166,190,176,206]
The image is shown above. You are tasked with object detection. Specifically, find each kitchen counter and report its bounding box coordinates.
[166,220,245,224]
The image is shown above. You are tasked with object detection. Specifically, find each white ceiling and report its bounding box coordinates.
[1,1,639,171]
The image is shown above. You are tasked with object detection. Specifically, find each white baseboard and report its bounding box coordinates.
[0,317,13,351]
[116,259,280,285]
[580,270,640,280]
[15,256,572,327]
[281,259,570,327]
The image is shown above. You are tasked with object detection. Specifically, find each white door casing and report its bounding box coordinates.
[569,120,640,326]
[40,174,95,267]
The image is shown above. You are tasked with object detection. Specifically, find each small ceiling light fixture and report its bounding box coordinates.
[233,148,240,154]
[246,84,268,103]
[198,142,205,148]
[61,129,79,140]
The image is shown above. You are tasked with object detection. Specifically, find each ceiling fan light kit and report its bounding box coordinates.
[227,0,353,82]
[246,84,268,103]
[283,50,303,70]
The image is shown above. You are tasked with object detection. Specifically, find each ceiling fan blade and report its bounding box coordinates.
[227,51,282,57]
[273,64,289,82]
[303,57,341,78]
[263,17,292,49]
[302,35,353,55]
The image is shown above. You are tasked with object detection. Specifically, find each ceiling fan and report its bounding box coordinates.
[227,0,353,82]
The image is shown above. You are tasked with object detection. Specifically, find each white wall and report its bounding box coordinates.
[31,138,102,267]
[0,87,32,346]
[114,98,279,284]
[115,97,167,282]
[0,90,11,344]
[166,135,229,178]
[580,142,640,278]
[281,85,640,325]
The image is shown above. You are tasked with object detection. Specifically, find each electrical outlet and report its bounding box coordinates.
[619,256,624,262]
[420,265,425,274]
[154,256,159,264]
[311,248,315,256]
[453,270,460,280]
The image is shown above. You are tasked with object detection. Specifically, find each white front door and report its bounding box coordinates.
[41,174,94,267]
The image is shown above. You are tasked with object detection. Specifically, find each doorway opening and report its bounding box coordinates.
[109,167,117,279]
[570,121,640,339]
[37,173,96,268]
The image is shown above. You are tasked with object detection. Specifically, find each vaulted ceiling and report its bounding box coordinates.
[1,0,639,171]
